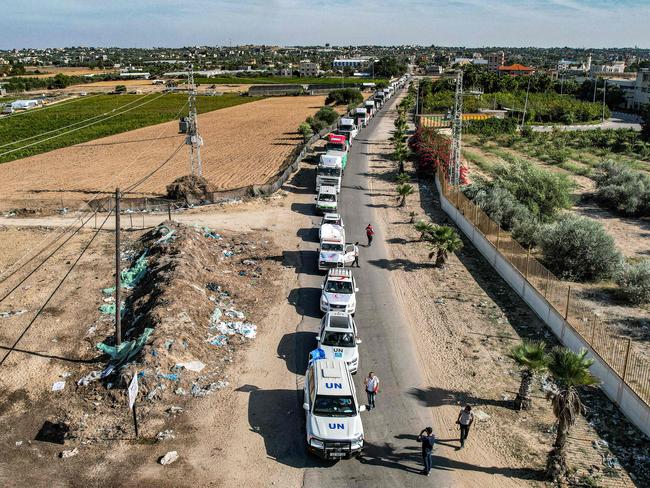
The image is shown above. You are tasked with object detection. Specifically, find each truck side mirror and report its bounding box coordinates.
[355,288,359,292]
[359,405,367,412]
[356,339,362,344]
[303,402,310,411]
[315,336,320,341]
[320,284,324,289]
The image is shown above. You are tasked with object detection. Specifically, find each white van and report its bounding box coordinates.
[303,358,365,459]
[317,312,361,374]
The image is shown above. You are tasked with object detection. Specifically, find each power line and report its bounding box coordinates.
[0,209,112,368]
[124,141,186,193]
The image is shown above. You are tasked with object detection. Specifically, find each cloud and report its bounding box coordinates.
[1,0,649,48]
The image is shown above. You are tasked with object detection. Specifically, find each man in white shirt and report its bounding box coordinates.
[364,371,379,410]
[456,405,474,448]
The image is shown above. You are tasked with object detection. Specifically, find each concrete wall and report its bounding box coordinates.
[435,176,650,438]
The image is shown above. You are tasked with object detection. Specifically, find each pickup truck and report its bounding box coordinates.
[315,186,338,215]
[317,154,343,193]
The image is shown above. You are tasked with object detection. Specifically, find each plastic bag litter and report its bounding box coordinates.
[207,335,227,347]
[206,283,220,292]
[204,227,222,239]
[77,370,102,386]
[0,309,27,319]
[99,302,125,315]
[52,381,66,392]
[223,250,234,257]
[158,373,179,381]
[121,252,148,290]
[159,451,179,465]
[96,328,154,367]
[216,321,257,339]
[102,287,116,295]
[175,360,205,372]
[224,309,245,320]
[155,226,176,245]
[208,307,222,327]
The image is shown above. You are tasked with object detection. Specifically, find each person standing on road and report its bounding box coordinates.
[364,371,379,410]
[352,242,360,267]
[365,224,375,247]
[456,405,474,448]
[417,427,436,476]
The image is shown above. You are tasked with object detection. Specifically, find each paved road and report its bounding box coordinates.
[291,91,455,487]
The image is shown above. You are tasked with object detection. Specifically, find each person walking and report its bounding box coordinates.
[364,371,379,410]
[417,427,436,476]
[365,224,375,247]
[352,242,360,267]
[456,405,474,448]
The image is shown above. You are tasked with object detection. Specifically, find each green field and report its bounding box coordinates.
[0,93,261,164]
[195,76,387,86]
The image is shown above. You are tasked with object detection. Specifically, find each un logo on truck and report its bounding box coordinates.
[325,382,343,389]
[328,423,345,430]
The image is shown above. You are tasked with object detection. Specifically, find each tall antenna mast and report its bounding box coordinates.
[186,64,203,176]
[449,70,463,186]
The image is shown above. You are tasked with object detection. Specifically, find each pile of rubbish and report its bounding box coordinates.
[66,221,282,444]
[166,175,217,205]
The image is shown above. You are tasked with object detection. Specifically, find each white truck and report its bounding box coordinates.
[303,358,365,459]
[352,107,368,129]
[318,224,355,271]
[337,118,358,143]
[316,154,343,193]
[315,186,338,215]
[317,312,361,374]
[320,268,358,315]
[364,100,376,118]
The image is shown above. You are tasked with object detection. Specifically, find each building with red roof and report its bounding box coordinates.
[497,64,535,76]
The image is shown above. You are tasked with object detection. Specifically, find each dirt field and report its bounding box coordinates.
[19,66,118,79]
[0,96,329,213]
[65,80,167,95]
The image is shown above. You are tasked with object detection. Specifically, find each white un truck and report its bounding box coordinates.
[316,154,343,193]
[304,358,365,459]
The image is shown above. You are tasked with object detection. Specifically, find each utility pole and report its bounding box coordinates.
[521,76,532,129]
[593,77,598,103]
[601,78,607,123]
[115,188,122,347]
[450,71,463,186]
[185,64,203,176]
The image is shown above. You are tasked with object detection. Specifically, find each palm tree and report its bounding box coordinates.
[393,144,408,173]
[414,220,436,240]
[425,226,463,267]
[546,348,599,481]
[508,341,549,410]
[395,172,410,184]
[396,183,414,207]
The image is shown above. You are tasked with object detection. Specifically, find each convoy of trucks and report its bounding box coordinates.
[305,76,409,460]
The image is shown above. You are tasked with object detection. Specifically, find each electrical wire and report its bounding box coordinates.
[124,141,185,193]
[0,209,112,368]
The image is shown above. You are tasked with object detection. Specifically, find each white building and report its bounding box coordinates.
[332,58,368,69]
[299,60,319,77]
[633,68,650,111]
[591,61,626,76]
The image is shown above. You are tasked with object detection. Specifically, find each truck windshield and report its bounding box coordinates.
[322,331,355,347]
[325,280,353,294]
[321,243,344,252]
[325,143,346,152]
[318,194,336,203]
[339,125,354,131]
[313,395,356,417]
[318,167,341,177]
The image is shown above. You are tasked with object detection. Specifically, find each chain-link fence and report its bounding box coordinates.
[440,176,650,407]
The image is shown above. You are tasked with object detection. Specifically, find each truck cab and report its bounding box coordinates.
[353,108,368,129]
[320,268,358,314]
[317,154,343,193]
[364,101,375,118]
[374,92,385,107]
[315,186,338,215]
[317,312,361,374]
[320,213,343,230]
[337,118,358,143]
[325,134,349,169]
[303,358,365,459]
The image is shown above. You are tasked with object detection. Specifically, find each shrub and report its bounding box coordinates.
[409,126,451,176]
[492,159,573,221]
[298,122,313,142]
[593,161,650,217]
[314,106,339,125]
[464,117,518,136]
[511,217,540,249]
[306,116,327,133]
[537,214,622,282]
[464,182,530,230]
[326,88,363,106]
[616,260,650,304]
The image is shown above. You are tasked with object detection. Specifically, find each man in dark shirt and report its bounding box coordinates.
[417,427,436,476]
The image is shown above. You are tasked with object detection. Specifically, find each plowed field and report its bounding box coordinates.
[0,96,327,211]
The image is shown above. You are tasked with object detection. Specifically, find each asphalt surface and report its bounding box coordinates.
[289,90,455,488]
[531,111,642,132]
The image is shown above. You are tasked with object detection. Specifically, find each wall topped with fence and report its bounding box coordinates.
[438,175,650,433]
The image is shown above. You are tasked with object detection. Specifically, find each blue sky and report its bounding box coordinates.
[2,0,649,48]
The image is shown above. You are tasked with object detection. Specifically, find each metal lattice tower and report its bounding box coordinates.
[186,65,203,176]
[449,71,463,186]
